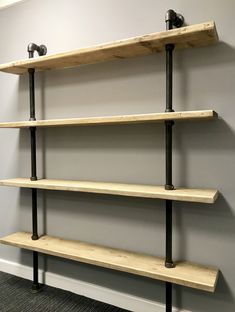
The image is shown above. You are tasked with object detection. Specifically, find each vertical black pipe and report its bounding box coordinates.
[164,11,184,311]
[27,43,47,293]
[28,53,39,291]
[165,41,174,268]
[29,68,36,121]
[32,251,39,290]
[30,126,37,180]
[166,282,172,312]
[31,188,38,240]
[165,10,175,312]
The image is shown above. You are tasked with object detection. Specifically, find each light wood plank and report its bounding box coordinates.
[0,232,219,292]
[0,110,218,128]
[0,22,218,74]
[0,178,218,203]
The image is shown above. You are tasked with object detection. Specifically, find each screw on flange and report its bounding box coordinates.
[27,43,47,58]
[165,9,184,28]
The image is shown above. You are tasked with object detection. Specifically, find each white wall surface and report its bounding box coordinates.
[0,0,234,311]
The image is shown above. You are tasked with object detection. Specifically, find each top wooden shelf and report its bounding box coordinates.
[0,21,218,75]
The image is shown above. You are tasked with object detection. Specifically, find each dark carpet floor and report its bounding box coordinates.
[0,271,130,312]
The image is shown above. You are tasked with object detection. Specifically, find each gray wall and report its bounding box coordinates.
[0,0,235,311]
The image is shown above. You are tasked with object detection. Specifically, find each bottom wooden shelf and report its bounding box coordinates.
[0,232,218,292]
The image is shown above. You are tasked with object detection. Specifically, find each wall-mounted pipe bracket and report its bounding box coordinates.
[165,9,184,28]
[27,43,47,59]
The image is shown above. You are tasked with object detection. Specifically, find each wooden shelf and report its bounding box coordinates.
[0,110,218,128]
[0,21,218,74]
[0,232,218,292]
[0,178,218,203]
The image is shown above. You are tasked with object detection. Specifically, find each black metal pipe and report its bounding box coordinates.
[165,200,173,267]
[27,42,47,293]
[28,43,47,58]
[165,40,174,192]
[165,12,174,269]
[28,69,36,121]
[165,120,174,191]
[31,189,38,240]
[31,251,39,292]
[164,9,183,312]
[165,44,173,113]
[166,282,172,312]
[30,127,37,180]
[28,44,39,292]
[30,136,39,291]
[28,69,38,242]
[164,9,184,312]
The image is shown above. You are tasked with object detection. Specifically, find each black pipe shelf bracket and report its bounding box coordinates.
[164,9,184,312]
[27,42,47,293]
[28,43,47,59]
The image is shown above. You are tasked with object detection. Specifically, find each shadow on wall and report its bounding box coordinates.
[175,274,235,312]
[176,42,235,69]
[174,118,235,187]
[173,120,235,309]
[174,42,235,116]
[17,53,165,120]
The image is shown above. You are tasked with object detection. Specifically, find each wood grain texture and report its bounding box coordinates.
[0,21,218,74]
[0,110,218,128]
[0,178,218,203]
[0,232,219,292]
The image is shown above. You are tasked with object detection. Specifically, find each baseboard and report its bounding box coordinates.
[0,258,189,312]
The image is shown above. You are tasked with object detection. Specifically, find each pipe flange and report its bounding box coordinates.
[27,43,47,58]
[165,9,184,28]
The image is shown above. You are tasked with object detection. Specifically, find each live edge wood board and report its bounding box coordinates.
[0,178,218,203]
[0,21,218,74]
[0,232,219,292]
